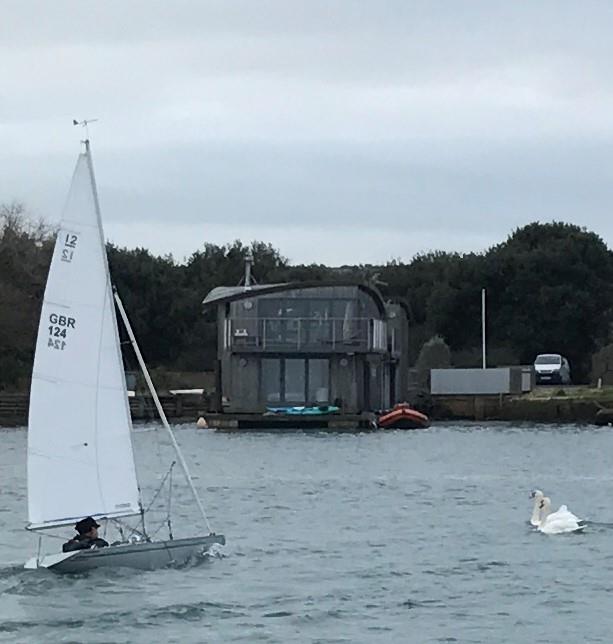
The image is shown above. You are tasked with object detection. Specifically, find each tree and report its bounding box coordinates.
[483,222,613,380]
[415,335,451,389]
[0,204,54,389]
[3,203,613,389]
[591,344,613,385]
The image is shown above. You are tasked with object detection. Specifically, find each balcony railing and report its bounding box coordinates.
[224,317,387,353]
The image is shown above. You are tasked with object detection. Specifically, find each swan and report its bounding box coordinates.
[536,496,586,534]
[529,489,544,526]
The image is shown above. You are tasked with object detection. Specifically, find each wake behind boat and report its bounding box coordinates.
[25,138,224,572]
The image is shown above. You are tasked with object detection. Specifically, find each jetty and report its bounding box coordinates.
[204,411,376,431]
[0,392,203,427]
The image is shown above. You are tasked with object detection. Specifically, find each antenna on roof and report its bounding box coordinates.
[73,118,99,142]
[369,271,388,288]
[237,250,257,289]
[244,250,255,288]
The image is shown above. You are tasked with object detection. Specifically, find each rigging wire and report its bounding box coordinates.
[114,291,213,534]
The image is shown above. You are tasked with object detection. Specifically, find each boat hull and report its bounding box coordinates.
[26,534,225,573]
[378,407,430,430]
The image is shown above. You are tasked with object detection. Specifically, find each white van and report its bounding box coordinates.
[534,354,571,385]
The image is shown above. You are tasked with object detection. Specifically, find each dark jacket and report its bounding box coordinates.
[62,533,109,553]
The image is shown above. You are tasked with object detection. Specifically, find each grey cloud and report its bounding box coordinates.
[97,138,613,234]
[3,1,613,264]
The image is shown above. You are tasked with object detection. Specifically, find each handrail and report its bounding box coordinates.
[226,316,387,351]
[227,316,378,321]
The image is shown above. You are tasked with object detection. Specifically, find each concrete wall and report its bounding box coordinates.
[431,368,517,395]
[433,394,602,423]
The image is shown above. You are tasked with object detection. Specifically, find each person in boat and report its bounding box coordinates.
[62,516,109,552]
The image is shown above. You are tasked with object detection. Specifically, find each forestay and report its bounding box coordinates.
[27,146,140,529]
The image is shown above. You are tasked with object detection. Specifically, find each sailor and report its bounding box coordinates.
[62,516,109,552]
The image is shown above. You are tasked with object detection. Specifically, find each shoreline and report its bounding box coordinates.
[2,387,613,428]
[432,386,613,424]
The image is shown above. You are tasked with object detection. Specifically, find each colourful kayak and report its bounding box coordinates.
[266,405,341,416]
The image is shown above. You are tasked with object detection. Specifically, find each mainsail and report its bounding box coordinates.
[27,143,140,529]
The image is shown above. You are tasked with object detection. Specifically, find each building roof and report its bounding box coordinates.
[202,284,288,306]
[202,281,387,315]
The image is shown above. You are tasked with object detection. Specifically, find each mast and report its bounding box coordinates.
[84,137,143,511]
[113,292,213,534]
[82,132,212,535]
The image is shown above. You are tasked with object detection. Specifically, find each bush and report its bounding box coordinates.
[591,343,613,385]
[415,335,451,389]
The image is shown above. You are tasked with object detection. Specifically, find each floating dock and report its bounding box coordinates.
[204,412,377,431]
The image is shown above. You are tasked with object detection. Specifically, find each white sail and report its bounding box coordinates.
[27,144,140,529]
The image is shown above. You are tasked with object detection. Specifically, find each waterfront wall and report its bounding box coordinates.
[433,394,603,423]
[431,367,532,395]
[3,391,611,427]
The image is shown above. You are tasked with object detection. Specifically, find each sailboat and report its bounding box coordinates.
[24,139,224,573]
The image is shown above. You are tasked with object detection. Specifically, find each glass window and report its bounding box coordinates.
[302,300,330,346]
[261,359,281,403]
[308,359,329,404]
[284,359,306,403]
[259,298,308,319]
[308,299,332,319]
[284,300,309,318]
[282,318,300,347]
[259,299,284,318]
[534,354,562,365]
[332,299,352,319]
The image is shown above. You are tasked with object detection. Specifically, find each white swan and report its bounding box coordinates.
[537,496,586,534]
[529,489,544,526]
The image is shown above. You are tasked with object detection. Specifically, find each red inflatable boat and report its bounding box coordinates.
[378,403,430,429]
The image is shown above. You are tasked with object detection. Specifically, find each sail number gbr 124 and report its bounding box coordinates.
[47,313,76,351]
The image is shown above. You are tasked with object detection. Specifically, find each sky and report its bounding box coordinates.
[2,1,613,266]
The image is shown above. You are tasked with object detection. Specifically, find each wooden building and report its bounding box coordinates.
[203,281,409,414]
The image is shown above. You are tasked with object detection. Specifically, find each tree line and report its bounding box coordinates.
[2,202,612,390]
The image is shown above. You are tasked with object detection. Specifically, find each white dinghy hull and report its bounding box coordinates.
[26,534,225,573]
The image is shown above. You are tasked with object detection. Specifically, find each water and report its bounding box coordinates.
[1,422,613,643]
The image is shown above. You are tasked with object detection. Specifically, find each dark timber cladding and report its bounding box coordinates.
[203,281,409,414]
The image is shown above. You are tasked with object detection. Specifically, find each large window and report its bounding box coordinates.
[259,358,330,405]
[308,359,330,403]
[257,298,358,348]
[261,358,281,403]
[285,359,306,403]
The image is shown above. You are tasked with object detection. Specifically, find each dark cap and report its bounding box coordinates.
[75,516,100,535]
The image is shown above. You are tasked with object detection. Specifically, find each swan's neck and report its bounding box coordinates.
[530,498,542,525]
[539,499,552,527]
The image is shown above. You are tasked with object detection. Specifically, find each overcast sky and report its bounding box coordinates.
[2,1,613,265]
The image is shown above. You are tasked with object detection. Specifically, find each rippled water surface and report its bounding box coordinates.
[1,422,613,643]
